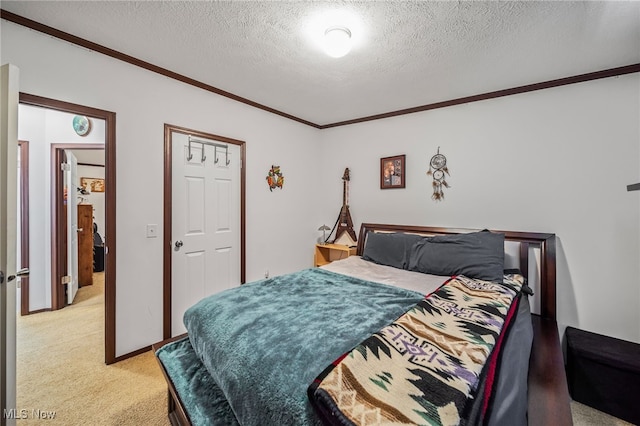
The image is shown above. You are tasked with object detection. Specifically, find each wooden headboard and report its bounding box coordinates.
[356,223,557,321]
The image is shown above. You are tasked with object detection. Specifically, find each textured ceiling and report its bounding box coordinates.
[2,1,639,126]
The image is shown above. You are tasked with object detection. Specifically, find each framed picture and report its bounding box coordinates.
[80,177,105,193]
[380,155,405,189]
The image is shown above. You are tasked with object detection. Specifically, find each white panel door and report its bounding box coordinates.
[64,150,79,305]
[171,133,241,336]
[1,63,19,426]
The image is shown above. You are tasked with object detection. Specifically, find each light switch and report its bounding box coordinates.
[146,224,158,238]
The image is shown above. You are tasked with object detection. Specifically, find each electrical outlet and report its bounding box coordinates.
[146,224,158,238]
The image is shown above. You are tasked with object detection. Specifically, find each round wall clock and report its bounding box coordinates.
[72,115,91,136]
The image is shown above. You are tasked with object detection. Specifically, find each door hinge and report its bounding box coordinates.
[61,163,71,171]
[61,275,71,284]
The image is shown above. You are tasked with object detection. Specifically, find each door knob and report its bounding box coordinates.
[174,240,184,250]
[7,268,29,282]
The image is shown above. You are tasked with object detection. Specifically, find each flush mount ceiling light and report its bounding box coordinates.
[323,26,352,58]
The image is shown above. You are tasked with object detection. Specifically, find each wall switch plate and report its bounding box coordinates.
[146,224,158,238]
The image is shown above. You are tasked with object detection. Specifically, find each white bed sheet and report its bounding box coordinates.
[320,255,448,296]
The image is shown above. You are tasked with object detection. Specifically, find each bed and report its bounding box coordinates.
[153,223,572,425]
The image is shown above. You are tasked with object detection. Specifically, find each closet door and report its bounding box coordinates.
[170,132,241,336]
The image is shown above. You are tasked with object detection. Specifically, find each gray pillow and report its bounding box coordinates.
[408,230,505,282]
[362,232,425,270]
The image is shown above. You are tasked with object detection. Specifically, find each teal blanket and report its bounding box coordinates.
[155,337,239,425]
[184,267,425,426]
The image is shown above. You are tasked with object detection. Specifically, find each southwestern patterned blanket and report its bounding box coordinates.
[308,274,524,426]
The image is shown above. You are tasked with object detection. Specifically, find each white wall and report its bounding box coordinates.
[2,22,323,356]
[17,105,106,311]
[318,74,640,343]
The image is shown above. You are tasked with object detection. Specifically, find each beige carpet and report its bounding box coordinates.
[16,272,170,425]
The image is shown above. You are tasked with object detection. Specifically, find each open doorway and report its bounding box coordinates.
[17,93,116,364]
[50,144,105,308]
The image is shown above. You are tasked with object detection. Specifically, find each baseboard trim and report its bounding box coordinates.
[24,308,51,315]
[111,345,151,364]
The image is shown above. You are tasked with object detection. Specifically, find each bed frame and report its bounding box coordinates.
[154,223,572,426]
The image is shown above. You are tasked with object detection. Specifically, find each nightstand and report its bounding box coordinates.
[314,244,357,267]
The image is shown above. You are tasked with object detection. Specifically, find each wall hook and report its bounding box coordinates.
[187,136,193,161]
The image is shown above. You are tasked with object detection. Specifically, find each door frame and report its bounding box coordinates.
[19,93,118,365]
[162,123,246,339]
[18,141,29,316]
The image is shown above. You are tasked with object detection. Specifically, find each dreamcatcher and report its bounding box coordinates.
[426,147,450,201]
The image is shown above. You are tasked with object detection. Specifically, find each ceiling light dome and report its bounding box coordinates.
[323,26,352,58]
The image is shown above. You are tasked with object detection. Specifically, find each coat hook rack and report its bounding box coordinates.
[188,136,229,165]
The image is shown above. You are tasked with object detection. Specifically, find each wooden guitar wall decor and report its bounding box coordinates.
[333,168,357,245]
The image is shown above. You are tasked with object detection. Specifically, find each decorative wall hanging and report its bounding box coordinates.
[380,155,405,189]
[266,165,284,191]
[426,147,450,201]
[80,177,105,193]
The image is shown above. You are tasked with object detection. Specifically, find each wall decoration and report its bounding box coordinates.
[380,155,405,189]
[72,115,91,136]
[80,177,105,193]
[266,165,284,191]
[427,147,450,201]
[333,168,357,245]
